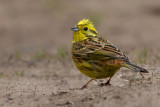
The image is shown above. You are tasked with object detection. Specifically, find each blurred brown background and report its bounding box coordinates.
[1,0,160,55]
[0,0,160,107]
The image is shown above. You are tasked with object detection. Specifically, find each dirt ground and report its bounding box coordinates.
[0,0,160,107]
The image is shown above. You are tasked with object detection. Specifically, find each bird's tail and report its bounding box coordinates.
[122,62,148,73]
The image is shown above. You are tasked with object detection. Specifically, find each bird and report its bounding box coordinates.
[71,19,148,89]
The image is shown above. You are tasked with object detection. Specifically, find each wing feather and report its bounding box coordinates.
[72,37,128,61]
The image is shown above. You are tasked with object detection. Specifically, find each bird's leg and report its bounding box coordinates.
[81,79,94,89]
[105,77,112,85]
[100,77,112,86]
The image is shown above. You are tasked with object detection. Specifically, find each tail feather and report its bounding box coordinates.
[122,62,148,73]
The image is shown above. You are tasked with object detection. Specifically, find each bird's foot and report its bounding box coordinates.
[80,85,87,90]
[99,82,111,86]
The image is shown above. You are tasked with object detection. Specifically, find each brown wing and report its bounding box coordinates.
[72,37,128,61]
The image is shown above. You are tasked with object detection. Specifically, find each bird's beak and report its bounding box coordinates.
[71,26,79,31]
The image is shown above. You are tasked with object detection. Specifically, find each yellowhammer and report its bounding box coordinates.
[71,19,148,89]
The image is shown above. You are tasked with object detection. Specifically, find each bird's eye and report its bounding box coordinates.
[84,27,88,31]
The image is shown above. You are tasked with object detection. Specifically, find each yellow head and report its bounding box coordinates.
[71,19,98,43]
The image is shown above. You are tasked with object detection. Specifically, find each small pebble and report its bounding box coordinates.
[8,97,14,100]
